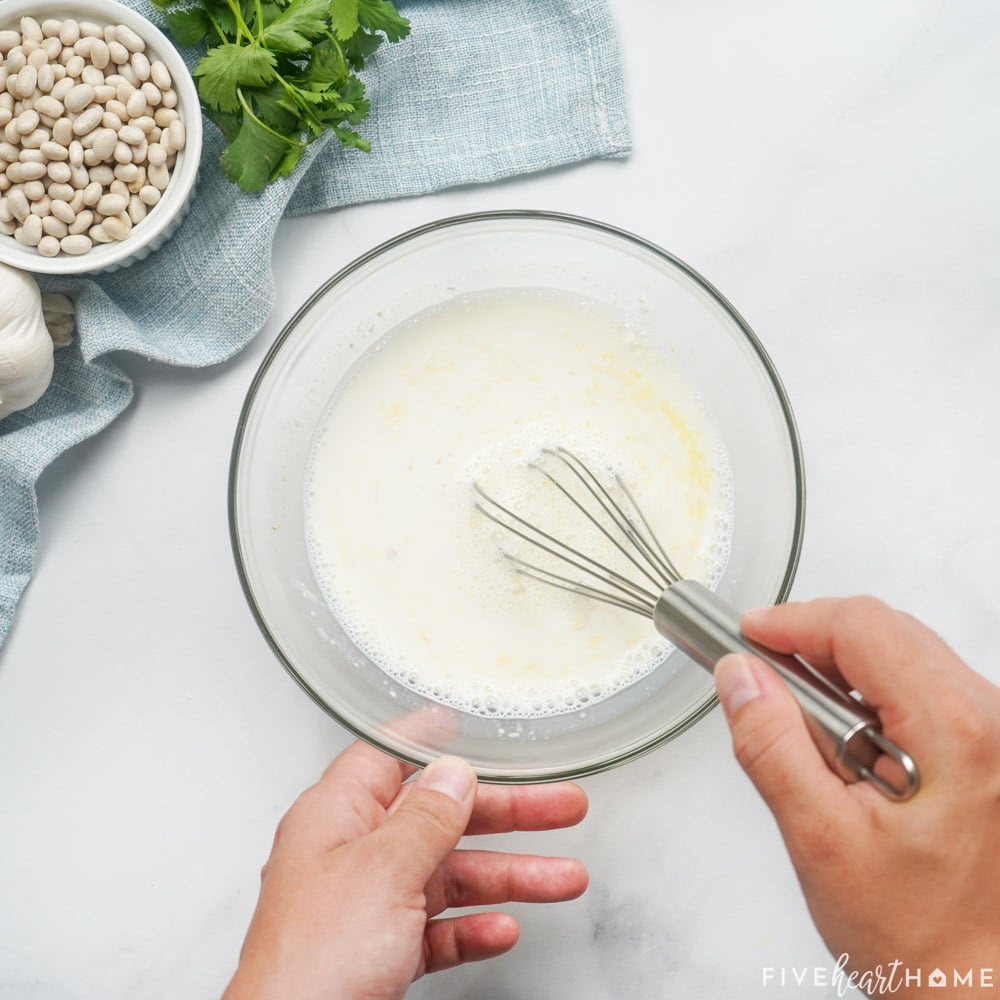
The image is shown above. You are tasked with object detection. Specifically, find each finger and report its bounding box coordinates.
[374,756,477,889]
[715,652,854,837]
[316,739,416,808]
[425,851,588,913]
[422,913,520,975]
[742,598,978,769]
[464,782,589,835]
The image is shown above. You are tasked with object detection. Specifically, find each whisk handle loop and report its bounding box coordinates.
[653,580,920,801]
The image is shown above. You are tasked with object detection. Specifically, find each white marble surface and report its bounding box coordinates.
[2,2,999,997]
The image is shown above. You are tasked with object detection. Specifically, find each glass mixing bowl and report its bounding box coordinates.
[229,211,805,782]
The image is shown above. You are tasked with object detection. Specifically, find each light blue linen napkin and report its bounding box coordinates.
[0,0,631,648]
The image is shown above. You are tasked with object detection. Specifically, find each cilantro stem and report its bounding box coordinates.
[236,88,304,149]
[253,0,266,43]
[224,0,253,44]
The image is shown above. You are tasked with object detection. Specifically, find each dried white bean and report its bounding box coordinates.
[64,83,94,113]
[126,90,146,118]
[71,106,102,135]
[68,139,83,166]
[69,164,88,189]
[37,233,60,256]
[36,64,54,94]
[115,25,145,54]
[118,124,143,146]
[145,141,166,167]
[60,233,92,254]
[102,213,130,240]
[18,148,44,163]
[153,107,177,127]
[88,222,112,243]
[14,109,37,135]
[107,97,128,120]
[0,33,21,55]
[17,213,42,245]
[107,41,129,66]
[88,165,113,184]
[101,111,123,131]
[23,180,45,201]
[47,182,73,202]
[40,139,68,161]
[83,36,106,71]
[7,188,28,220]
[127,194,146,224]
[28,49,49,70]
[114,162,138,183]
[41,214,67,238]
[109,179,129,198]
[46,160,71,183]
[69,209,93,233]
[140,81,161,107]
[21,129,49,149]
[96,192,126,216]
[20,19,43,43]
[113,140,132,164]
[33,95,62,119]
[16,160,45,181]
[41,36,62,60]
[15,66,37,98]
[93,84,115,103]
[59,20,81,46]
[92,127,116,159]
[0,141,19,161]
[81,65,104,88]
[64,55,85,79]
[50,78,73,102]
[50,198,74,223]
[131,52,150,82]
[147,162,169,190]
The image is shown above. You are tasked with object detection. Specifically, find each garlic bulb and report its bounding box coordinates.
[0,262,55,421]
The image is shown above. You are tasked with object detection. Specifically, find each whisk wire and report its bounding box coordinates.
[474,485,660,609]
[541,448,680,590]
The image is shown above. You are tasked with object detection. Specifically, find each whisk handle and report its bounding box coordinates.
[653,580,919,801]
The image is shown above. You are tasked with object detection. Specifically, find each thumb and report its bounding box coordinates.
[715,653,844,822]
[376,756,477,887]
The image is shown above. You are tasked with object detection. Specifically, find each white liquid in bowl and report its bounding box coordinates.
[304,289,733,717]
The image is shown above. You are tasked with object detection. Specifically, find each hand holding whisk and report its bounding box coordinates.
[475,447,919,801]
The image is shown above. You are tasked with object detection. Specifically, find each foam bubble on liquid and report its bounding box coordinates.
[303,287,735,719]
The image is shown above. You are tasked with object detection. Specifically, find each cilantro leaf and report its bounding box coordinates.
[262,0,329,54]
[195,43,277,112]
[165,8,211,46]
[220,110,300,192]
[356,0,409,42]
[329,0,361,41]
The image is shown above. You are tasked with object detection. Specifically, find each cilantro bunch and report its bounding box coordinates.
[151,0,410,192]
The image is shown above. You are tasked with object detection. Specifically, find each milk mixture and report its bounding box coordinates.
[304,289,733,717]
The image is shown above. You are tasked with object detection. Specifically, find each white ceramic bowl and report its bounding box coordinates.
[0,0,201,274]
[229,212,807,783]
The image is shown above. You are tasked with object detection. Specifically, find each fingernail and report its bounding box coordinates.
[715,654,761,715]
[421,756,476,803]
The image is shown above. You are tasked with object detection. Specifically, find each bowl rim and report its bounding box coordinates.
[0,0,202,275]
[228,209,807,782]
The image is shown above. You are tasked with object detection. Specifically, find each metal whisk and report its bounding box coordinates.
[475,447,919,801]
